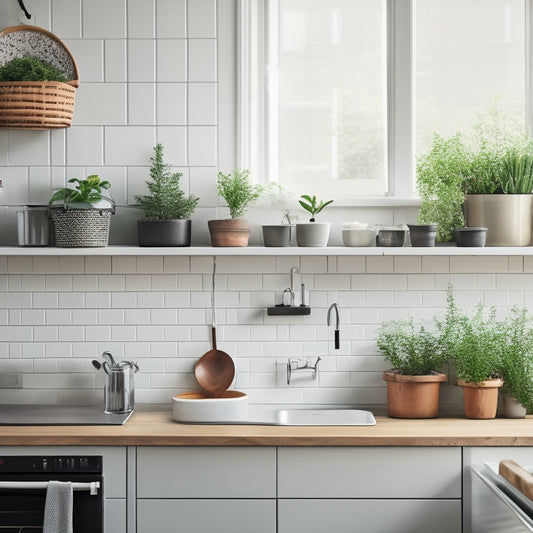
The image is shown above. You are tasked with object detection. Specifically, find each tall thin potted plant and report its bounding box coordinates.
[438,290,503,419]
[208,169,263,247]
[377,319,447,419]
[135,144,199,247]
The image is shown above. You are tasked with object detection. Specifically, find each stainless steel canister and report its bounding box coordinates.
[104,361,139,414]
[17,205,49,246]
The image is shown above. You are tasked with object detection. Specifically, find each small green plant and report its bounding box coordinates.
[0,56,67,82]
[500,149,533,194]
[49,175,112,205]
[436,289,503,384]
[375,319,445,376]
[416,133,468,242]
[298,195,334,222]
[134,144,198,220]
[216,169,263,218]
[499,307,533,410]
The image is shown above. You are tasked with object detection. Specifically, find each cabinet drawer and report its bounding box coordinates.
[137,446,276,498]
[137,499,276,533]
[278,499,462,533]
[278,446,461,498]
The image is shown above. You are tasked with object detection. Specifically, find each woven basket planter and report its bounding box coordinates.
[50,208,112,248]
[0,25,79,130]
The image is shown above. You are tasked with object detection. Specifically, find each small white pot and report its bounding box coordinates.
[503,395,527,419]
[296,222,330,247]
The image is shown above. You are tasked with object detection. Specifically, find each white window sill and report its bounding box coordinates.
[330,197,421,208]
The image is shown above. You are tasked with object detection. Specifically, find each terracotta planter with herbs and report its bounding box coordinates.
[383,371,447,419]
[458,379,503,419]
[208,218,251,247]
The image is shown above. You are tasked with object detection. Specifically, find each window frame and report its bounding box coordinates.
[237,0,533,204]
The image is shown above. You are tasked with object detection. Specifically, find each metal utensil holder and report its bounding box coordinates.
[104,362,138,414]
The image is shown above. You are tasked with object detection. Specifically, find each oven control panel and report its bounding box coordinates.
[0,456,102,473]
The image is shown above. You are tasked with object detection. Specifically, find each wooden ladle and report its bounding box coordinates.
[194,257,235,397]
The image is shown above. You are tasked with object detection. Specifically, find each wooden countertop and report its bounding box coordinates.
[1,411,533,446]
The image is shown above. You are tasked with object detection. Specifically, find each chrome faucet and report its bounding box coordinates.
[327,303,340,349]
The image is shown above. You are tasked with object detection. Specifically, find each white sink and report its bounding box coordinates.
[175,404,376,426]
[275,408,376,426]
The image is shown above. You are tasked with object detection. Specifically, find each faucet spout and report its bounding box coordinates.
[327,303,340,349]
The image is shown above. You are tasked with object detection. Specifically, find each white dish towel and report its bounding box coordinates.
[43,480,73,533]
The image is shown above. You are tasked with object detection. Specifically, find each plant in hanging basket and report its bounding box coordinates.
[49,175,114,248]
[208,169,263,247]
[376,318,447,418]
[134,144,199,246]
[0,25,79,130]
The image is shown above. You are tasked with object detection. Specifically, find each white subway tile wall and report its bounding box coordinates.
[0,255,529,407]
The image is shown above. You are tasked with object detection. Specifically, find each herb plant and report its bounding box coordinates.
[500,149,533,194]
[376,319,445,376]
[299,195,334,222]
[499,307,533,409]
[135,144,199,220]
[436,290,503,384]
[216,169,263,218]
[49,175,112,205]
[0,57,67,83]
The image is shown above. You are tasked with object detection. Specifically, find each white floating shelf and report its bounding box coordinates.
[0,245,532,256]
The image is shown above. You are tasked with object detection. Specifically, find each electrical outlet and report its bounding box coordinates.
[0,373,22,389]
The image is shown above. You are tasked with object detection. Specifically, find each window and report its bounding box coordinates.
[240,0,529,201]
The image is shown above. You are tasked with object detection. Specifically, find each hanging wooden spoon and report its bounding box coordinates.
[194,257,235,397]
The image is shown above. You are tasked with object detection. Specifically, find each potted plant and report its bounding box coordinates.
[260,182,297,247]
[499,307,533,418]
[208,169,263,247]
[49,175,114,247]
[438,290,503,419]
[376,319,447,419]
[296,195,334,247]
[463,147,533,246]
[134,144,199,247]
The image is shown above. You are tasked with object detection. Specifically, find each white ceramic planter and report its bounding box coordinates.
[503,395,527,419]
[296,222,330,247]
[172,390,248,423]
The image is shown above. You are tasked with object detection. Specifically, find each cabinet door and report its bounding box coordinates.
[278,446,461,498]
[278,499,462,533]
[137,446,276,498]
[104,499,126,533]
[137,499,276,533]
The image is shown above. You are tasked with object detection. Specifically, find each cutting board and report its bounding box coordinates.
[499,459,533,500]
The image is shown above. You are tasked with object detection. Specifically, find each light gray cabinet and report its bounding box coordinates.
[278,499,462,533]
[104,499,126,533]
[137,499,276,533]
[136,446,277,533]
[277,447,462,533]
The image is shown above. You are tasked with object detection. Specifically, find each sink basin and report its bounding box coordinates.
[173,403,376,426]
[275,408,376,426]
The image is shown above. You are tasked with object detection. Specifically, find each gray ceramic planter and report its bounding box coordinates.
[262,224,294,247]
[454,227,487,247]
[296,222,330,247]
[407,224,437,247]
[138,219,192,247]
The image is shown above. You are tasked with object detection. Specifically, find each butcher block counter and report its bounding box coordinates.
[0,410,532,446]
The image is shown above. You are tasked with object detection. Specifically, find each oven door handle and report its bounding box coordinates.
[0,480,100,495]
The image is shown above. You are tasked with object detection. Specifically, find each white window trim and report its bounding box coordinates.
[238,0,532,206]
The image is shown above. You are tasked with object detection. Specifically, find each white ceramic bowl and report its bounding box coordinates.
[172,390,248,423]
[342,225,376,247]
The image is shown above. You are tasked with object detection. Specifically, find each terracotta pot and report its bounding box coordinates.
[458,379,504,419]
[382,371,447,419]
[208,218,251,247]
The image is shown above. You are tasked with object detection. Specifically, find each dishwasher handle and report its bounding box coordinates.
[0,480,100,495]
[500,460,533,501]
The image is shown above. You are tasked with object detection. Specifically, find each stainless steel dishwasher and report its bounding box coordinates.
[0,455,103,533]
[471,462,533,533]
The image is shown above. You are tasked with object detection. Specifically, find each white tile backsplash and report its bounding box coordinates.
[0,0,530,408]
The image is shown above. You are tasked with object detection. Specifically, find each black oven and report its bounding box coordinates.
[0,455,103,533]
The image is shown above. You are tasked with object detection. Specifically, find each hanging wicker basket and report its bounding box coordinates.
[50,207,112,248]
[0,25,79,130]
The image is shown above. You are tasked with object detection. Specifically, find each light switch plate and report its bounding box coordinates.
[0,373,22,389]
